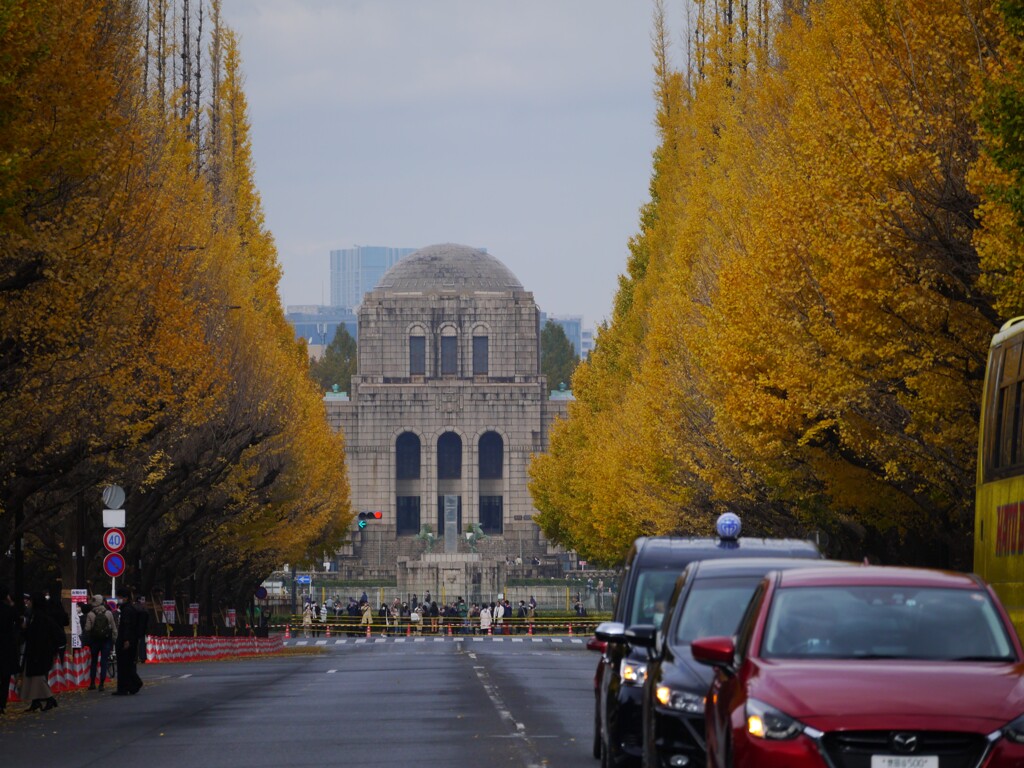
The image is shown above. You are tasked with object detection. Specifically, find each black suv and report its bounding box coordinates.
[627,557,852,768]
[590,515,820,768]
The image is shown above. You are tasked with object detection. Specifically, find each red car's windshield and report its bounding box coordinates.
[761,585,1017,661]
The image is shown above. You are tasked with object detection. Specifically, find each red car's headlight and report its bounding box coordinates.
[746,698,805,740]
[1004,714,1024,744]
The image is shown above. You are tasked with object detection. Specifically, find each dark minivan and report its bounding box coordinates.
[590,514,821,768]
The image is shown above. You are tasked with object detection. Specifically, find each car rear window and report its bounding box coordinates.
[762,585,1017,661]
[673,576,762,644]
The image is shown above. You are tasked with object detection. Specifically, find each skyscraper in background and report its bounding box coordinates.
[330,246,417,309]
[542,313,584,358]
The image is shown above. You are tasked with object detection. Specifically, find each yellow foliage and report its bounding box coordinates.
[532,0,1004,567]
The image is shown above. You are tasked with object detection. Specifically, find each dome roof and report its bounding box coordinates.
[375,244,524,293]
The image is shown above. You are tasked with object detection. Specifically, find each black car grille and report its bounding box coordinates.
[820,731,988,768]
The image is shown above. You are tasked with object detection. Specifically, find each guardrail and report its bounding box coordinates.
[276,615,603,637]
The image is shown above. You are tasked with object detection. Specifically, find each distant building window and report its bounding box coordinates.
[410,335,426,375]
[396,432,421,479]
[441,335,457,376]
[479,432,503,479]
[438,432,462,479]
[396,496,421,535]
[473,336,488,375]
[479,496,503,535]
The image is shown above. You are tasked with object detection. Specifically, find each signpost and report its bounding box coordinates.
[101,485,127,599]
[70,589,88,649]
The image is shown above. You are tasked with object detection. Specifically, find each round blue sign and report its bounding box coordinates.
[103,552,126,578]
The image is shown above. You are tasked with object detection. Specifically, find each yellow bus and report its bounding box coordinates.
[976,316,1024,638]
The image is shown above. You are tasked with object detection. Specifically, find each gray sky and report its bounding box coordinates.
[219,1,662,328]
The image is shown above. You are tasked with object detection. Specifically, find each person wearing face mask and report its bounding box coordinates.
[111,588,143,696]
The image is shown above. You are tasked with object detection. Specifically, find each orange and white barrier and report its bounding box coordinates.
[143,634,284,663]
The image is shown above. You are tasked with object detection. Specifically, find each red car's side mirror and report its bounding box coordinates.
[691,636,736,669]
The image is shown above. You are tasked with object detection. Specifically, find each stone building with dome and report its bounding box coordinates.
[325,244,571,588]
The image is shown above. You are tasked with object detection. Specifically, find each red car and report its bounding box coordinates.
[693,566,1024,768]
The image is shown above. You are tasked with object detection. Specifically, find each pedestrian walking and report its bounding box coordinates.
[112,588,143,696]
[302,600,313,638]
[20,592,62,712]
[84,594,116,691]
[0,585,21,716]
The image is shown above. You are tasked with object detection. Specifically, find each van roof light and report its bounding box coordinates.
[716,512,741,541]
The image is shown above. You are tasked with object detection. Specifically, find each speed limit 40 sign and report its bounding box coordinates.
[103,528,126,553]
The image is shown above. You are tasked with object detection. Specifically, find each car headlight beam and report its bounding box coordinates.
[1003,713,1024,744]
[655,685,705,714]
[745,698,804,740]
[620,659,647,686]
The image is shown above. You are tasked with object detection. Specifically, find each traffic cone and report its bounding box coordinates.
[528,623,533,637]
[406,623,411,637]
[447,623,452,636]
[326,623,331,638]
[568,623,574,637]
[366,623,371,638]
[487,624,492,636]
[284,624,290,639]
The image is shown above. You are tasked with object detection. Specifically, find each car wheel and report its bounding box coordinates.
[593,701,602,759]
[600,730,611,768]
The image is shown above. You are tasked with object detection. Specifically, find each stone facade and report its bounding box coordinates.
[325,244,570,579]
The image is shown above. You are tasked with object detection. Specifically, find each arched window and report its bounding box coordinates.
[473,335,488,375]
[396,432,421,479]
[437,432,462,479]
[478,432,503,479]
[409,330,426,376]
[440,327,457,376]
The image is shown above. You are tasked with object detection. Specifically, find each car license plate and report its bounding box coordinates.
[870,758,938,768]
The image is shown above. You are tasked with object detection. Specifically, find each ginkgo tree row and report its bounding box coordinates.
[0,0,351,610]
[531,0,1016,569]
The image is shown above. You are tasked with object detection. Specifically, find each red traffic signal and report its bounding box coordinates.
[357,511,382,528]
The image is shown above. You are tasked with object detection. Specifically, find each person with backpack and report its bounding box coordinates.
[84,594,116,691]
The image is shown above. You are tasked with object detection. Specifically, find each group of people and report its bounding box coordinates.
[299,592,540,636]
[0,584,146,716]
[77,590,147,696]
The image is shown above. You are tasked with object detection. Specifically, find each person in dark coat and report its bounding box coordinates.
[135,597,149,663]
[112,588,143,695]
[44,586,68,663]
[21,592,62,712]
[0,585,21,715]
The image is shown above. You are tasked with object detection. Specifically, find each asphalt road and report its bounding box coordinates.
[0,638,597,767]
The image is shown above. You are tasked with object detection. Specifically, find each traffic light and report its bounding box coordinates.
[357,511,383,529]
